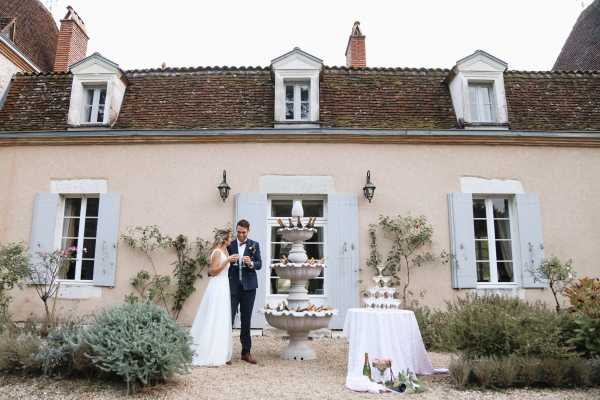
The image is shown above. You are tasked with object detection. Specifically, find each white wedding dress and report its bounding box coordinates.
[190,248,233,366]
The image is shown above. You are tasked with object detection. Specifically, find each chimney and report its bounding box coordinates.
[345,21,366,68]
[54,6,89,72]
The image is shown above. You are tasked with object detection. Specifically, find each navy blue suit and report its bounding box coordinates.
[227,238,262,355]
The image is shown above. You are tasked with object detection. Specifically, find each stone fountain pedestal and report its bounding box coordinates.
[262,200,337,361]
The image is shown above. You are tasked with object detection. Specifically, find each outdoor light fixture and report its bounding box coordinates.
[363,170,376,203]
[217,170,231,202]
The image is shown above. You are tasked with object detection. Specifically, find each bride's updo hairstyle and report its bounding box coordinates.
[212,228,232,249]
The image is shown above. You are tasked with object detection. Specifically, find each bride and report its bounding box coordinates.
[190,228,239,366]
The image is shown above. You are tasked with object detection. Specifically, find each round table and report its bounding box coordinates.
[343,308,433,381]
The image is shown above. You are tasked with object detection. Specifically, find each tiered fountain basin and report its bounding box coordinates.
[261,203,337,361]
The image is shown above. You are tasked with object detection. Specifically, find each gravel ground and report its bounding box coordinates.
[1,336,599,400]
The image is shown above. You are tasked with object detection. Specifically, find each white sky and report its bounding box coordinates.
[47,0,590,71]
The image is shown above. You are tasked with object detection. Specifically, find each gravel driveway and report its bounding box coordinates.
[1,336,598,399]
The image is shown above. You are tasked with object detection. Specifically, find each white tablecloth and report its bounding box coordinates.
[343,308,433,381]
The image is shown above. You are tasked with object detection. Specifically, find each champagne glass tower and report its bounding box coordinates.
[262,200,337,360]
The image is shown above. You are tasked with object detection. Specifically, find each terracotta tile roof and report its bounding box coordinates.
[554,0,600,71]
[321,67,456,129]
[0,0,58,71]
[505,70,600,131]
[114,68,274,129]
[1,67,600,133]
[0,72,71,131]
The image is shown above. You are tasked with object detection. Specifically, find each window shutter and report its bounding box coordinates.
[515,193,547,288]
[234,192,268,328]
[448,193,477,288]
[28,193,60,284]
[92,193,121,287]
[326,193,359,329]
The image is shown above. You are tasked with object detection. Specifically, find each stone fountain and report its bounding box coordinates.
[262,200,337,361]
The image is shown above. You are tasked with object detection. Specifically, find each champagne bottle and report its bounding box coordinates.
[277,218,286,228]
[306,217,314,228]
[363,353,372,380]
[297,216,303,228]
[288,218,294,228]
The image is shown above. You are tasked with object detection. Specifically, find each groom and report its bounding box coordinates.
[227,219,262,364]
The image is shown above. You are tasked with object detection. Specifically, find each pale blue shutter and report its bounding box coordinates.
[327,193,359,329]
[29,193,60,284]
[515,193,547,288]
[448,193,477,288]
[93,193,121,287]
[234,193,268,328]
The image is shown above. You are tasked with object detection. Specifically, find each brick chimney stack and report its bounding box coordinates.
[345,21,366,68]
[53,6,89,72]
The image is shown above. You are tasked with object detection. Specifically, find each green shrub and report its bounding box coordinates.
[444,294,573,359]
[0,332,42,374]
[84,302,193,394]
[34,320,92,377]
[449,355,593,389]
[567,313,600,358]
[411,305,454,352]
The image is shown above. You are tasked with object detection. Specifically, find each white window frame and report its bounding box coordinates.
[266,195,328,299]
[468,81,496,123]
[473,195,519,287]
[57,195,99,283]
[284,81,311,121]
[82,84,107,124]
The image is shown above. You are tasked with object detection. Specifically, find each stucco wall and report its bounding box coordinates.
[1,142,599,324]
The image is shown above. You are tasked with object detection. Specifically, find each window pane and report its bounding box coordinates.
[62,218,79,238]
[271,200,293,217]
[469,85,480,122]
[308,278,324,295]
[300,86,309,102]
[86,89,94,106]
[271,276,290,295]
[492,199,510,219]
[64,198,81,217]
[86,198,99,217]
[98,88,107,105]
[271,243,291,261]
[86,105,93,123]
[306,227,324,243]
[475,240,489,261]
[271,226,285,242]
[304,243,323,260]
[497,262,514,282]
[302,200,323,217]
[473,220,487,239]
[495,240,512,261]
[472,199,486,219]
[300,102,309,120]
[84,218,98,238]
[494,220,511,239]
[97,105,104,123]
[81,260,94,280]
[83,239,96,259]
[60,259,76,280]
[285,102,294,120]
[286,85,294,102]
[477,262,490,282]
[61,238,78,252]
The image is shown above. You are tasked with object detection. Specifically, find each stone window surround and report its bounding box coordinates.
[460,176,524,292]
[49,179,107,299]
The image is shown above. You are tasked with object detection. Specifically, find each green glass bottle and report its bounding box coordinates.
[362,352,372,380]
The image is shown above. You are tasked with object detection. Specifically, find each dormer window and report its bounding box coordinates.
[84,85,107,124]
[285,82,310,121]
[468,82,496,123]
[67,52,126,128]
[271,47,322,128]
[447,50,509,129]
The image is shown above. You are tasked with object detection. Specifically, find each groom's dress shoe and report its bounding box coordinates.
[226,360,232,365]
[241,353,257,365]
